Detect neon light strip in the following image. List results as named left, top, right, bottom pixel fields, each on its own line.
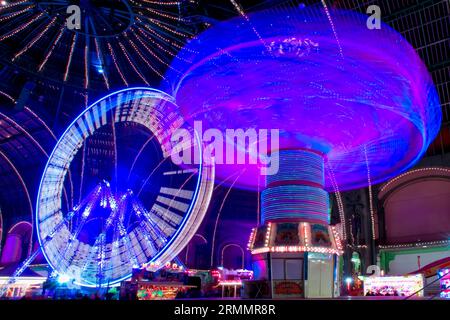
left=266, top=150, right=324, bottom=187
left=261, top=185, right=329, bottom=223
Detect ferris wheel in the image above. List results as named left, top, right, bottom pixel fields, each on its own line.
left=35, top=87, right=214, bottom=287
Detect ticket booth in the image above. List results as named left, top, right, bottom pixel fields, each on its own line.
left=248, top=222, right=342, bottom=298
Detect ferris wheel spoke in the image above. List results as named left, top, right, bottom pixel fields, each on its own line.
left=149, top=175, right=197, bottom=229
left=132, top=225, right=159, bottom=260
left=138, top=218, right=167, bottom=253
left=105, top=226, right=121, bottom=281
left=157, top=170, right=196, bottom=212
left=132, top=198, right=169, bottom=247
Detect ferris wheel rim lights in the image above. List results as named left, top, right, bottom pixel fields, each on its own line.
left=36, top=87, right=214, bottom=287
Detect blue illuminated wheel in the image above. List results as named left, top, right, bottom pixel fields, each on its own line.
left=36, top=88, right=214, bottom=287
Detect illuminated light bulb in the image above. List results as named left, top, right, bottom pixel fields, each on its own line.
left=58, top=274, right=71, bottom=284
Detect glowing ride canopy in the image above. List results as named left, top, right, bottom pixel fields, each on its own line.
left=165, top=7, right=441, bottom=191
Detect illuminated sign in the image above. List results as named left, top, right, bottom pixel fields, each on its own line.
left=363, top=275, right=424, bottom=297
left=438, top=269, right=450, bottom=299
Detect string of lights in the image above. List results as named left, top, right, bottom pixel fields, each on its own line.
left=118, top=42, right=150, bottom=85
left=0, top=12, right=44, bottom=41
left=38, top=26, right=64, bottom=72
left=364, top=145, right=376, bottom=240
left=0, top=1, right=193, bottom=89
left=107, top=42, right=129, bottom=86
left=64, top=34, right=77, bottom=82
left=126, top=33, right=167, bottom=79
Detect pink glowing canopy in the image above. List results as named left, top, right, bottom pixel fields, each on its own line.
left=164, top=6, right=441, bottom=191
